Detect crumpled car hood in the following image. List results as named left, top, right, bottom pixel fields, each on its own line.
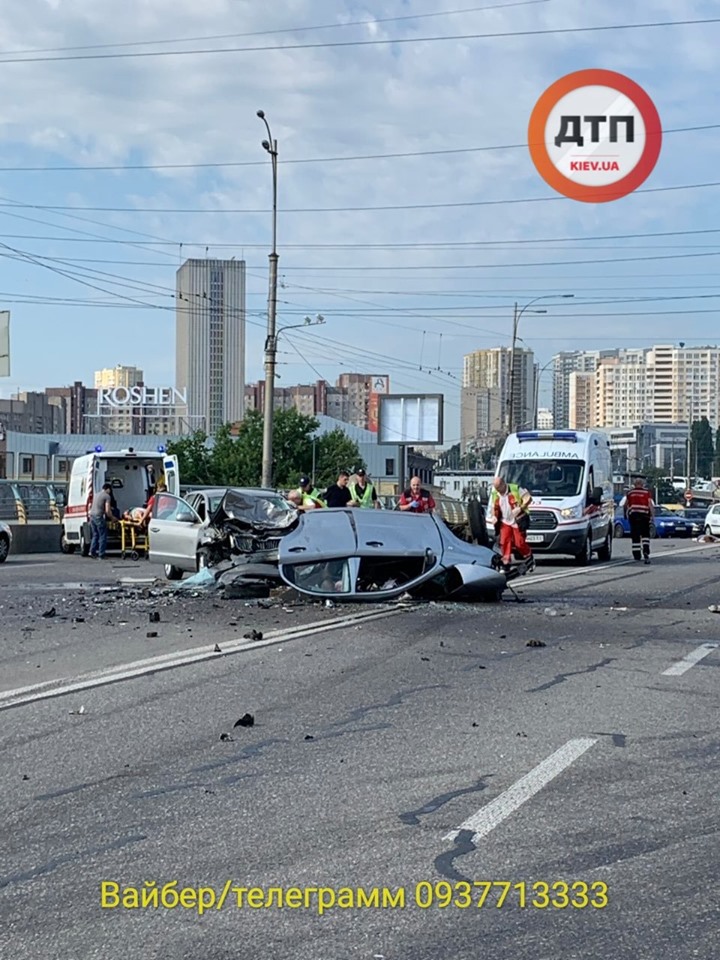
left=210, top=489, right=299, bottom=535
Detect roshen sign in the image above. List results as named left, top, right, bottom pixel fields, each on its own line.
left=97, top=386, right=188, bottom=407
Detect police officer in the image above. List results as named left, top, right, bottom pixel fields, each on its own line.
left=349, top=469, right=380, bottom=509
left=297, top=476, right=326, bottom=509
left=623, top=475, right=655, bottom=564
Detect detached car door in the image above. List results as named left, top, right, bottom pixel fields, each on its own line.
left=148, top=494, right=202, bottom=570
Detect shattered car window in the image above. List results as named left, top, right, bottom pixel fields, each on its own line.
left=283, top=560, right=353, bottom=594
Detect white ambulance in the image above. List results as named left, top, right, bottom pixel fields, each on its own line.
left=61, top=448, right=179, bottom=555
left=486, top=430, right=614, bottom=564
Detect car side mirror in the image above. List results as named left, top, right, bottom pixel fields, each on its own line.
left=176, top=511, right=197, bottom=524
left=588, top=486, right=603, bottom=505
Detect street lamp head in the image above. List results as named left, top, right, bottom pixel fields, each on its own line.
left=256, top=109, right=265, bottom=119
left=261, top=139, right=271, bottom=152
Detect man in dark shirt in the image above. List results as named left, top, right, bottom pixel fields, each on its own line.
left=324, top=470, right=353, bottom=508
left=89, top=482, right=114, bottom=558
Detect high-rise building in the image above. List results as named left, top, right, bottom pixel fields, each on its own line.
left=243, top=374, right=388, bottom=431
left=45, top=382, right=98, bottom=434
left=176, top=258, right=246, bottom=435
left=536, top=408, right=554, bottom=430
left=94, top=365, right=143, bottom=390
left=568, top=372, right=595, bottom=430
left=461, top=347, right=536, bottom=446
left=92, top=365, right=144, bottom=433
left=558, top=344, right=720, bottom=430
left=552, top=350, right=619, bottom=428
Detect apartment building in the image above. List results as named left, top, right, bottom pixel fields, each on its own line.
left=559, top=344, right=720, bottom=430
left=461, top=347, right=536, bottom=446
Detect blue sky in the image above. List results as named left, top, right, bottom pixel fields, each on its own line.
left=0, top=0, right=719, bottom=444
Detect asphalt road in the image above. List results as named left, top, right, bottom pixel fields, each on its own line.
left=1, top=540, right=719, bottom=960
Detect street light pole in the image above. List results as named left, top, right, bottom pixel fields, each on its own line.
left=257, top=110, right=279, bottom=490
left=506, top=294, right=574, bottom=434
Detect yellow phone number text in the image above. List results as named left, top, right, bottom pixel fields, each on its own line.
left=100, top=880, right=608, bottom=915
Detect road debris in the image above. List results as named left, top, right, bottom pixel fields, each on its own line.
left=526, top=639, right=546, bottom=648
left=214, top=643, right=222, bottom=653
left=149, top=611, right=160, bottom=623
left=220, top=733, right=234, bottom=742
left=242, top=629, right=263, bottom=642
left=41, top=607, right=56, bottom=618
left=234, top=713, right=255, bottom=728
left=146, top=631, right=158, bottom=638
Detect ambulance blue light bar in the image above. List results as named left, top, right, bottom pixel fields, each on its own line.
left=516, top=431, right=578, bottom=442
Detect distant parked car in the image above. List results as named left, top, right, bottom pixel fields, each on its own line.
left=679, top=508, right=710, bottom=536
left=0, top=520, right=12, bottom=563
left=703, top=502, right=720, bottom=537
left=613, top=506, right=694, bottom=540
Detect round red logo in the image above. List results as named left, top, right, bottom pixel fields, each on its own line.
left=528, top=69, right=662, bottom=203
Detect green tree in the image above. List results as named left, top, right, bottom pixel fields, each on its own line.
left=272, top=408, right=319, bottom=486
left=313, top=428, right=365, bottom=489
left=713, top=428, right=720, bottom=476
left=211, top=422, right=258, bottom=486
left=166, top=430, right=214, bottom=485
left=691, top=416, right=714, bottom=479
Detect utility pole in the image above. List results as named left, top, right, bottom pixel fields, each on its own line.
left=507, top=302, right=518, bottom=434
left=257, top=110, right=278, bottom=490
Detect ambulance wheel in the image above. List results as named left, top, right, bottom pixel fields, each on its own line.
left=60, top=531, right=76, bottom=554
left=596, top=528, right=613, bottom=562
left=79, top=525, right=91, bottom=557
left=574, top=531, right=593, bottom=566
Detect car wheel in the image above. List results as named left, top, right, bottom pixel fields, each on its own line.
left=574, top=530, right=593, bottom=566
left=649, top=522, right=657, bottom=539
left=613, top=522, right=624, bottom=539
left=705, top=525, right=713, bottom=536
left=60, top=530, right=76, bottom=554
left=597, top=528, right=613, bottom=562
left=467, top=500, right=489, bottom=546
left=79, top=525, right=91, bottom=557
left=0, top=534, right=9, bottom=563
left=164, top=564, right=184, bottom=581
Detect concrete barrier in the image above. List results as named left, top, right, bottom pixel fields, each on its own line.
left=8, top=523, right=62, bottom=554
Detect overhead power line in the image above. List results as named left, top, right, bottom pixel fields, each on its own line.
left=0, top=123, right=714, bottom=173
left=0, top=1, right=548, bottom=55
left=6, top=179, right=720, bottom=214
left=0, top=17, right=716, bottom=64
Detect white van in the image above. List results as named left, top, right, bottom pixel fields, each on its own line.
left=486, top=430, right=614, bottom=564
left=62, top=448, right=179, bottom=555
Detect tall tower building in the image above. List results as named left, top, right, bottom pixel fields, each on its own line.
left=176, top=259, right=246, bottom=435
left=461, top=346, right=536, bottom=446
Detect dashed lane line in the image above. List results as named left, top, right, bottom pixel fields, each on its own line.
left=661, top=642, right=719, bottom=676
left=444, top=738, right=598, bottom=845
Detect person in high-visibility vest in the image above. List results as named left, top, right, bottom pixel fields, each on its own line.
left=621, top=475, right=655, bottom=563
left=490, top=477, right=535, bottom=574
left=349, top=469, right=380, bottom=509
left=297, top=476, right=326, bottom=509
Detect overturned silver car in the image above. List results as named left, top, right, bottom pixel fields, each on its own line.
left=278, top=508, right=507, bottom=602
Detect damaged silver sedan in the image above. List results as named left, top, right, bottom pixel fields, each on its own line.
left=149, top=488, right=299, bottom=580
left=278, top=508, right=507, bottom=602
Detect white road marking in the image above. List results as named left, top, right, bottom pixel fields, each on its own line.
left=661, top=642, right=718, bottom=676
left=523, top=541, right=717, bottom=587
left=444, top=738, right=597, bottom=845
left=0, top=606, right=408, bottom=711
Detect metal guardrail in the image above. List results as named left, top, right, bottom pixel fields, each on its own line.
left=0, top=480, right=67, bottom=523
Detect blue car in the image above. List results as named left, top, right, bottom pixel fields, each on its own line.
left=613, top=506, right=694, bottom=539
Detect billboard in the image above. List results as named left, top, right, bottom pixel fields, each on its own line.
left=367, top=375, right=390, bottom=434
left=377, top=394, right=444, bottom=445
left=0, top=311, right=9, bottom=377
